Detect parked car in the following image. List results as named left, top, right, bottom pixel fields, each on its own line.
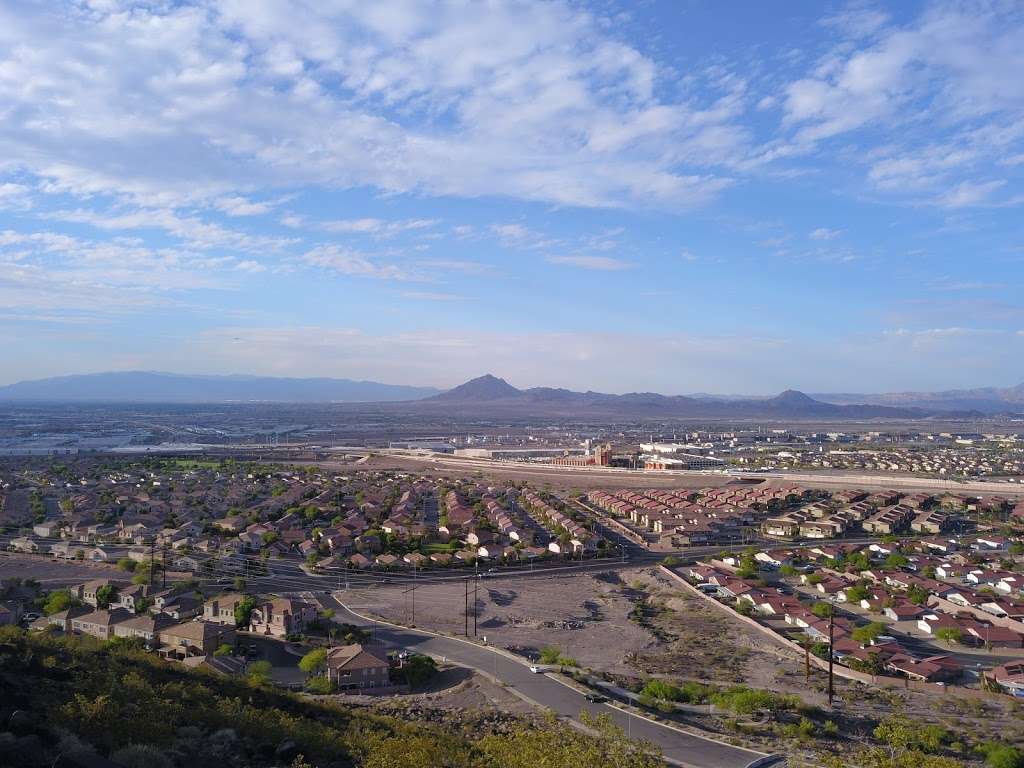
left=584, top=693, right=608, bottom=703
left=529, top=665, right=542, bottom=674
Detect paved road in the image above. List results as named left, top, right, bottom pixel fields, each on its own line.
left=321, top=592, right=769, bottom=768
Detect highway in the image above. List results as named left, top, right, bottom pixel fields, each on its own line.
left=321, top=592, right=772, bottom=768
left=378, top=449, right=1024, bottom=496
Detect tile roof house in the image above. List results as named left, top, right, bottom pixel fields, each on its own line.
left=71, top=608, right=133, bottom=639
left=326, top=643, right=391, bottom=691
left=249, top=598, right=317, bottom=638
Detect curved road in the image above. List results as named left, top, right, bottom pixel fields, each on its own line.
left=320, top=592, right=770, bottom=768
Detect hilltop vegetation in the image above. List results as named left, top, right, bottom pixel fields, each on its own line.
left=0, top=626, right=663, bottom=768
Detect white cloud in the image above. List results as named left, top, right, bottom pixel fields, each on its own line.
left=937, top=179, right=1006, bottom=208
left=546, top=255, right=632, bottom=271
left=0, top=0, right=746, bottom=211
left=321, top=218, right=437, bottom=237
left=216, top=197, right=271, bottom=216
left=301, top=244, right=411, bottom=280
left=779, top=4, right=1024, bottom=206
left=809, top=227, right=842, bottom=240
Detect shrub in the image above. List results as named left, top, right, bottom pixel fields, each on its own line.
left=306, top=676, right=334, bottom=695
left=641, top=679, right=681, bottom=702
left=539, top=646, right=562, bottom=664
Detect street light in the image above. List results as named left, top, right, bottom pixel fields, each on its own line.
left=827, top=596, right=836, bottom=707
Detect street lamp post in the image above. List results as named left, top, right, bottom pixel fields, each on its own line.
left=827, top=599, right=835, bottom=707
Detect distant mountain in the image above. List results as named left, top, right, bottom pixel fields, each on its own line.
left=813, top=382, right=1024, bottom=414
left=0, top=371, right=440, bottom=403
left=420, top=375, right=944, bottom=420
left=429, top=374, right=522, bottom=401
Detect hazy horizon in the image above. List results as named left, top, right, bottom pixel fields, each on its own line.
left=1, top=1, right=1023, bottom=394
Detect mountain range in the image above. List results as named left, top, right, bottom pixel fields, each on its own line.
left=0, top=370, right=1020, bottom=419
left=0, top=371, right=440, bottom=403
left=417, top=374, right=954, bottom=419
left=812, top=383, right=1024, bottom=414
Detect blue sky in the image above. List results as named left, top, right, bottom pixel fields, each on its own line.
left=1, top=0, right=1022, bottom=394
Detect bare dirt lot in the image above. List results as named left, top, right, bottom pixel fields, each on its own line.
left=0, top=552, right=120, bottom=587
left=346, top=568, right=655, bottom=675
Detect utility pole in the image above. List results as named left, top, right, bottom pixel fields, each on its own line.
left=473, top=574, right=479, bottom=636
left=149, top=538, right=156, bottom=588
left=403, top=585, right=417, bottom=625
left=161, top=540, right=168, bottom=589
left=827, top=606, right=835, bottom=707
left=464, top=577, right=469, bottom=637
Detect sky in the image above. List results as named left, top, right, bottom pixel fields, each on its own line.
left=1, top=0, right=1023, bottom=395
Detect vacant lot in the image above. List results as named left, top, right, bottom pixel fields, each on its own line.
left=0, top=552, right=120, bottom=587
left=346, top=568, right=655, bottom=674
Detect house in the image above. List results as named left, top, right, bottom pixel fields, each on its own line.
left=884, top=601, right=927, bottom=622
left=375, top=553, right=400, bottom=569
left=74, top=579, right=119, bottom=607
left=117, top=584, right=153, bottom=613
left=203, top=595, right=247, bottom=625
left=884, top=653, right=961, bottom=683
left=963, top=624, right=1024, bottom=648
left=33, top=522, right=62, bottom=538
left=113, top=613, right=178, bottom=645
left=159, top=620, right=235, bottom=659
left=989, top=662, right=1024, bottom=697
left=70, top=608, right=133, bottom=639
left=403, top=552, right=428, bottom=569
left=34, top=605, right=91, bottom=633
left=154, top=594, right=201, bottom=620
left=348, top=553, right=372, bottom=569
left=326, top=643, right=391, bottom=691
left=248, top=597, right=317, bottom=638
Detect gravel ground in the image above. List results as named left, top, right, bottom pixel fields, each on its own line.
left=346, top=568, right=656, bottom=675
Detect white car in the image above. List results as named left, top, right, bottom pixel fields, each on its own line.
left=529, top=665, right=543, bottom=674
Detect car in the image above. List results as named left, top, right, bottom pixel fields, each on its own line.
left=22, top=612, right=40, bottom=622
left=529, top=665, right=542, bottom=673
left=584, top=693, right=608, bottom=703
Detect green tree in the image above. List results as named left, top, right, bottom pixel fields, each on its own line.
left=539, top=646, right=563, bottom=664
left=885, top=552, right=909, bottom=569
left=852, top=622, right=887, bottom=644
left=906, top=584, right=929, bottom=605
left=812, top=602, right=834, bottom=619
left=846, top=584, right=871, bottom=602
left=95, top=584, right=119, bottom=609
left=402, top=654, right=438, bottom=688
left=213, top=643, right=233, bottom=657
left=116, top=557, right=137, bottom=572
left=298, top=648, right=328, bottom=677
left=234, top=596, right=257, bottom=628
left=247, top=659, right=272, bottom=685
left=935, top=627, right=962, bottom=646
left=43, top=589, right=77, bottom=615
